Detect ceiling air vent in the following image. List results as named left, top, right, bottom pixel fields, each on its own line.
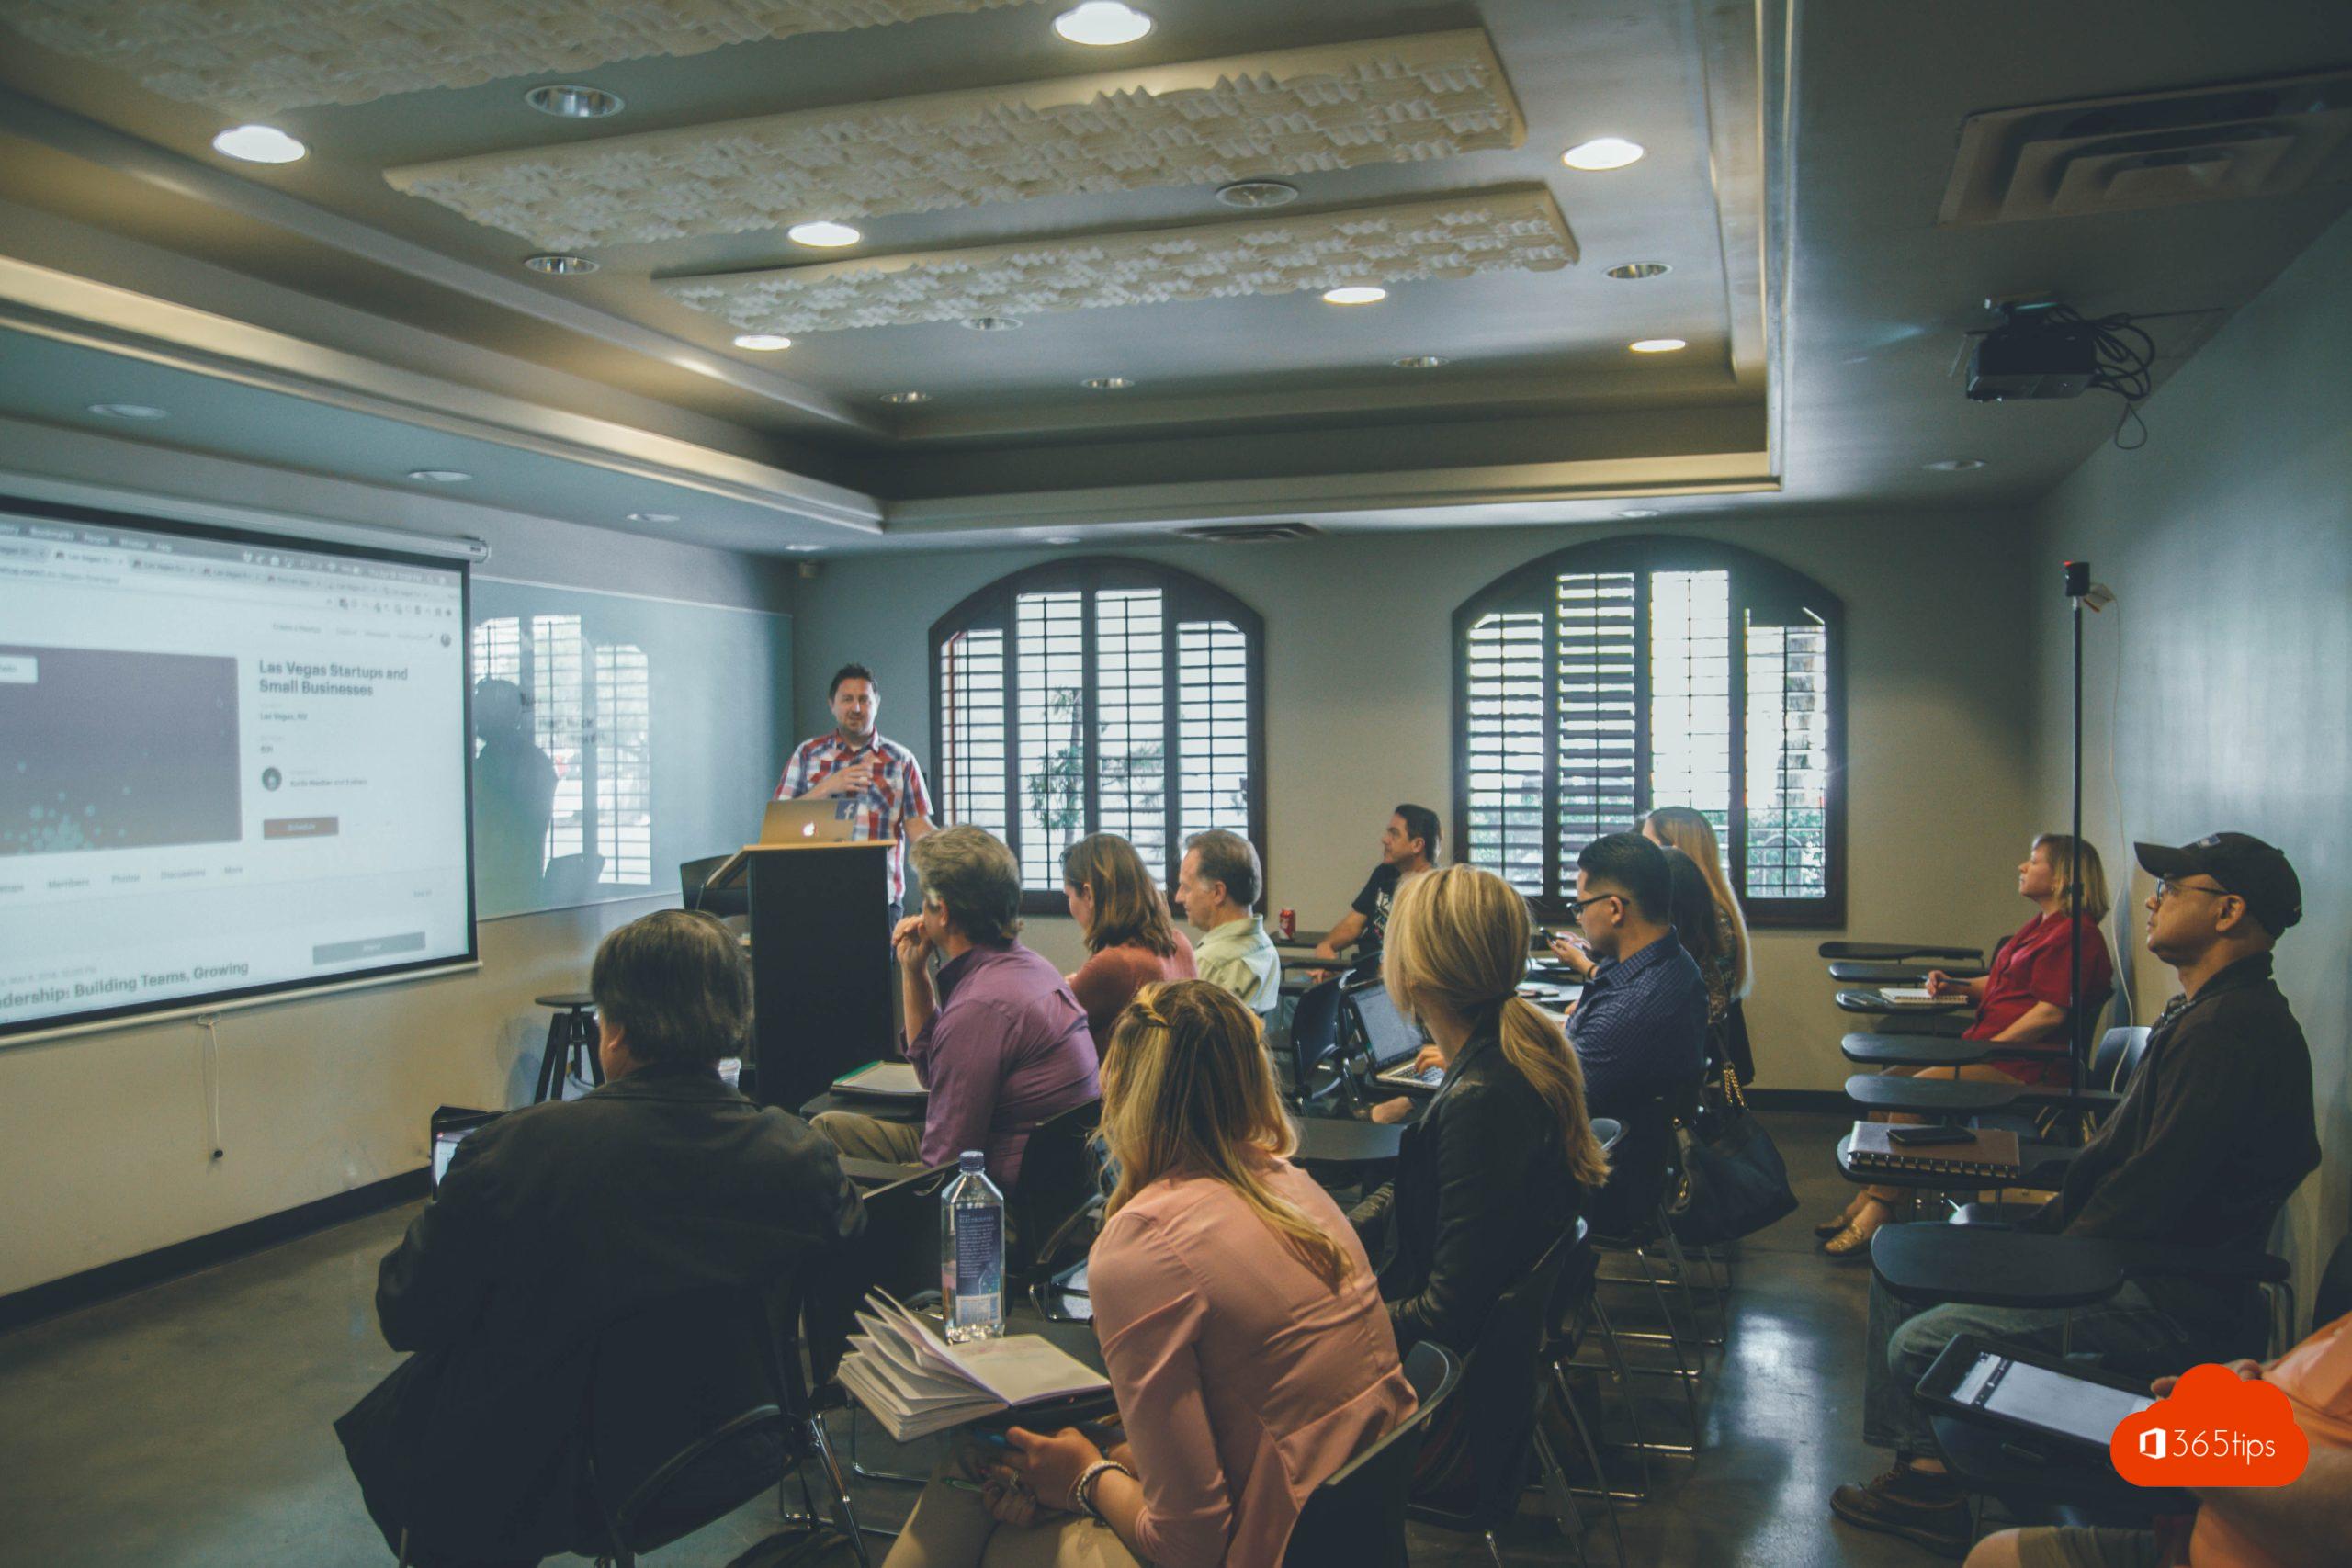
left=1172, top=522, right=1324, bottom=543
left=1938, top=70, right=2352, bottom=226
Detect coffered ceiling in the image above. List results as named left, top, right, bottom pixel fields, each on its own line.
left=0, top=0, right=2345, bottom=555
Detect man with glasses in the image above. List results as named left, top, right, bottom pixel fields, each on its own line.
left=1832, top=832, right=2319, bottom=1558
left=1558, top=831, right=1711, bottom=1121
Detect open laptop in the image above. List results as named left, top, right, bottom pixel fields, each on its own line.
left=760, top=795, right=861, bottom=844
left=1350, top=981, right=1442, bottom=1093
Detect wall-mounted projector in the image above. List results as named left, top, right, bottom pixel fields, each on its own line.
left=1965, top=302, right=2099, bottom=400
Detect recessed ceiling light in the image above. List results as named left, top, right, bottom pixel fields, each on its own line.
left=1926, top=457, right=1986, bottom=472
left=626, top=512, right=681, bottom=524
left=212, top=124, right=307, bottom=164
left=881, top=390, right=931, bottom=404
left=1216, top=180, right=1298, bottom=209
left=787, top=220, right=861, bottom=248
left=785, top=544, right=827, bottom=554
left=1393, top=355, right=1448, bottom=369
left=962, top=315, right=1023, bottom=332
left=1615, top=508, right=1662, bottom=519
left=731, top=333, right=794, bottom=351
left=1322, top=285, right=1387, bottom=306
left=1605, top=262, right=1671, bottom=280
left=524, top=254, right=596, bottom=275
left=1053, top=2, right=1153, bottom=46
left=1563, top=137, right=1645, bottom=171
left=407, top=469, right=473, bottom=483
left=1629, top=337, right=1688, bottom=354
left=86, top=401, right=169, bottom=420
left=525, top=84, right=624, bottom=118
left=1041, top=535, right=1084, bottom=546
left=1082, top=377, right=1134, bottom=389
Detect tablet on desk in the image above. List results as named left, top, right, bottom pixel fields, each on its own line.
left=1917, top=1335, right=2156, bottom=1462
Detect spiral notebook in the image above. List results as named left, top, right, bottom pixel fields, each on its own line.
left=1847, top=1122, right=2023, bottom=1181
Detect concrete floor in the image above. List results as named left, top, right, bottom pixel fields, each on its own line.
left=0, top=1111, right=1941, bottom=1567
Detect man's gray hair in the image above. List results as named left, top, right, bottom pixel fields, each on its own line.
left=589, top=909, right=749, bottom=1068
left=911, top=825, right=1023, bottom=945
left=1185, top=829, right=1261, bottom=910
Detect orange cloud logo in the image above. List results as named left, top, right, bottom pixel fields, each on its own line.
left=2110, top=1364, right=2308, bottom=1487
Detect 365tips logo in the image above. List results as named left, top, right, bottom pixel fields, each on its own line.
left=2111, top=1363, right=2307, bottom=1487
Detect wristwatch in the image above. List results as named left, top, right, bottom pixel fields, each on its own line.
left=1071, top=1458, right=1133, bottom=1522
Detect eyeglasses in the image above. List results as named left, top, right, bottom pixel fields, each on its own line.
left=2152, top=878, right=2233, bottom=904
left=1565, top=891, right=1623, bottom=916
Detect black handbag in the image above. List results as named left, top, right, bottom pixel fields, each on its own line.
left=1668, top=1067, right=1798, bottom=1245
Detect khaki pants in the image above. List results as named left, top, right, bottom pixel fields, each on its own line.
left=812, top=1110, right=925, bottom=1166
left=881, top=1453, right=1146, bottom=1568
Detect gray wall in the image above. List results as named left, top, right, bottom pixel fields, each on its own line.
left=793, top=509, right=2043, bottom=1095
left=2030, top=206, right=2352, bottom=1317
left=0, top=423, right=795, bottom=1298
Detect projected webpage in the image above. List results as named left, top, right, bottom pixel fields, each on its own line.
left=0, top=506, right=472, bottom=1036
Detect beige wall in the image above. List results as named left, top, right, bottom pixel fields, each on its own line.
left=794, top=509, right=2042, bottom=1095
left=2030, top=207, right=2352, bottom=1318
left=0, top=423, right=794, bottom=1298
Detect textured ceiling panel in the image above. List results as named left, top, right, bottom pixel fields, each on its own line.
left=385, top=30, right=1525, bottom=250
left=0, top=0, right=1037, bottom=116
left=661, top=188, right=1577, bottom=333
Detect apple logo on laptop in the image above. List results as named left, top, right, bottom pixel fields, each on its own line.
left=801, top=822, right=816, bottom=837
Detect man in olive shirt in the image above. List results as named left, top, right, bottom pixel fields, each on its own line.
left=1832, top=832, right=2318, bottom=1557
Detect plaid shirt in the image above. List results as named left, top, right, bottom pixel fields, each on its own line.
left=775, top=730, right=933, bottom=903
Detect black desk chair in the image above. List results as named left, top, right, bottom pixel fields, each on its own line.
left=573, top=1286, right=870, bottom=1568
left=1008, top=1098, right=1105, bottom=1285
left=1283, top=1341, right=1463, bottom=1568
left=1834, top=989, right=1974, bottom=1035
left=1826, top=958, right=1989, bottom=985
left=1583, top=1092, right=1707, bottom=1455
left=1820, top=941, right=1986, bottom=964
left=1279, top=975, right=1351, bottom=1112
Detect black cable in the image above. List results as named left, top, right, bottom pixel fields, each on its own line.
left=2044, top=304, right=2156, bottom=449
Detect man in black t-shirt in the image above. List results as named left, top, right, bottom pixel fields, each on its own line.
left=1311, top=803, right=1441, bottom=962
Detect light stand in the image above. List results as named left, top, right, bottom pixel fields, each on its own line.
left=2063, top=559, right=2091, bottom=1089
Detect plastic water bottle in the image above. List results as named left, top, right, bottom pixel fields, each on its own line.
left=941, top=1150, right=1006, bottom=1342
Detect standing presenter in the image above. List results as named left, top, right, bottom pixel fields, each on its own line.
left=775, top=663, right=934, bottom=923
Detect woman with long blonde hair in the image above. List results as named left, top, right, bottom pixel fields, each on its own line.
left=1640, top=806, right=1751, bottom=1005
left=1353, top=865, right=1611, bottom=1353
left=884, top=980, right=1413, bottom=1568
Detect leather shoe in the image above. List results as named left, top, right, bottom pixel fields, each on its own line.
left=1829, top=1464, right=1973, bottom=1558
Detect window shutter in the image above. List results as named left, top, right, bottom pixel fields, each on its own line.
left=1095, top=588, right=1168, bottom=874
left=1554, top=571, right=1638, bottom=894
left=1648, top=569, right=1735, bottom=875
left=594, top=641, right=650, bottom=886
left=1463, top=609, right=1547, bottom=896
left=1014, top=589, right=1088, bottom=891
left=1175, top=616, right=1251, bottom=848
left=937, top=624, right=1008, bottom=840
left=1743, top=608, right=1832, bottom=899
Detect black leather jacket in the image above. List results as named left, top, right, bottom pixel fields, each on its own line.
left=1351, top=1019, right=1580, bottom=1352
left=335, top=1064, right=865, bottom=1566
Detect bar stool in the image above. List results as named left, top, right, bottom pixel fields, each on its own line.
left=533, top=992, right=603, bottom=1103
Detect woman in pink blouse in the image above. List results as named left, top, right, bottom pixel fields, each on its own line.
left=1060, top=834, right=1195, bottom=1059
left=882, top=981, right=1415, bottom=1568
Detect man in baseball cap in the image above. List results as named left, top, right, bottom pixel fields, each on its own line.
left=2134, top=831, right=2303, bottom=941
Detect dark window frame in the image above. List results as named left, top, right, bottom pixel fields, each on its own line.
left=1452, top=534, right=1847, bottom=929
left=930, top=557, right=1268, bottom=916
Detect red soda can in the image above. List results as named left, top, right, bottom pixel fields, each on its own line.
left=1278, top=908, right=1295, bottom=940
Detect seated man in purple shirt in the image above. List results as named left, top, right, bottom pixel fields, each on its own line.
left=813, top=825, right=1099, bottom=1190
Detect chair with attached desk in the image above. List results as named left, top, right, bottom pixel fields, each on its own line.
left=1276, top=974, right=1355, bottom=1113
left=1283, top=1340, right=1463, bottom=1568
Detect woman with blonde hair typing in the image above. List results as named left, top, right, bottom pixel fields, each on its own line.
left=1354, top=865, right=1611, bottom=1353
left=882, top=980, right=1414, bottom=1568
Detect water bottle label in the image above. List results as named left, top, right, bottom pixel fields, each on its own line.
left=954, top=1207, right=1003, bottom=1325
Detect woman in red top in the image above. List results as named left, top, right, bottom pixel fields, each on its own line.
left=1822, top=834, right=2115, bottom=1257
left=1060, top=833, right=1195, bottom=1058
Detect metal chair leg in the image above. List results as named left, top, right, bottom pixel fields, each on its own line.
left=1584, top=1295, right=1662, bottom=1485
left=842, top=1404, right=930, bottom=1486
left=808, top=1413, right=876, bottom=1568
left=1551, top=1362, right=1634, bottom=1561
left=1533, top=1419, right=1595, bottom=1566
left=1483, top=1529, right=1508, bottom=1568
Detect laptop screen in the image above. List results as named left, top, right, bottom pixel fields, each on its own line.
left=1350, top=983, right=1425, bottom=1068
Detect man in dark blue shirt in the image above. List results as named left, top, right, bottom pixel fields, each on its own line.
left=1564, top=831, right=1711, bottom=1120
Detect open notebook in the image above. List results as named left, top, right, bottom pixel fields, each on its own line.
left=837, top=1291, right=1110, bottom=1441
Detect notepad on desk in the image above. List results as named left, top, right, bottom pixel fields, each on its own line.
left=831, top=1060, right=926, bottom=1098
left=1877, top=987, right=1969, bottom=1009
left=1847, top=1122, right=2023, bottom=1181
left=837, top=1291, right=1111, bottom=1441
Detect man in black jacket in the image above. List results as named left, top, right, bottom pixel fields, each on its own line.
left=1830, top=832, right=2318, bottom=1558
left=335, top=910, right=865, bottom=1567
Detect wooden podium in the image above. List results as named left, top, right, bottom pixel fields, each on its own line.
left=707, top=841, right=895, bottom=1114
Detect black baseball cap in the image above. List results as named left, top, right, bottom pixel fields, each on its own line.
left=2134, top=833, right=2302, bottom=937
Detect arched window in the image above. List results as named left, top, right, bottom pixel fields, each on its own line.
left=932, top=558, right=1265, bottom=909
left=1454, top=536, right=1846, bottom=926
